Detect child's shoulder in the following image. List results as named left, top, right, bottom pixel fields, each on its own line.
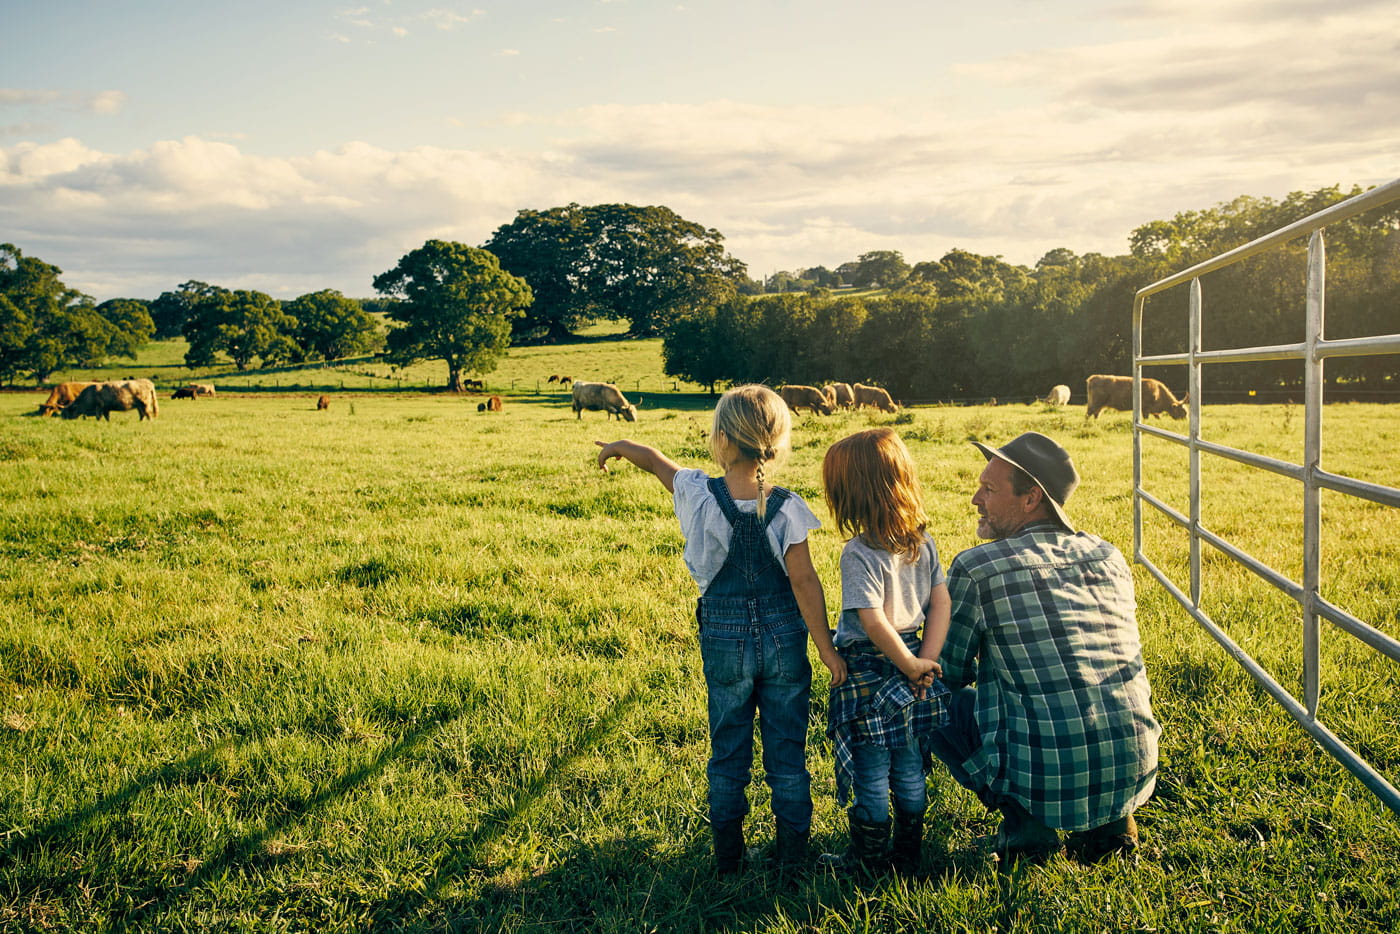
left=672, top=467, right=715, bottom=490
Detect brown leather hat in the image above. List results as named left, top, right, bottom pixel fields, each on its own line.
left=972, top=431, right=1078, bottom=531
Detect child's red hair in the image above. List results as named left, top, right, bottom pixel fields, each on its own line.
left=822, top=427, right=927, bottom=557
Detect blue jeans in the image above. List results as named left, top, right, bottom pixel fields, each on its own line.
left=849, top=739, right=927, bottom=824
left=700, top=608, right=813, bottom=832
left=927, top=686, right=999, bottom=808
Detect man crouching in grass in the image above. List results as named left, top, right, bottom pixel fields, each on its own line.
left=929, top=432, right=1160, bottom=865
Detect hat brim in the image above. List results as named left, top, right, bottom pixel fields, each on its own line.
left=972, top=441, right=1075, bottom=532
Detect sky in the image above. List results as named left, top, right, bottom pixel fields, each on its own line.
left=2, top=0, right=1396, bottom=302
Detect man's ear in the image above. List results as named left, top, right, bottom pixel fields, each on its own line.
left=1022, top=483, right=1045, bottom=515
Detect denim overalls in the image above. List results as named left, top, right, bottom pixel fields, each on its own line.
left=696, top=477, right=813, bottom=835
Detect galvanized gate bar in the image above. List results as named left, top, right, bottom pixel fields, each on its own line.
left=1302, top=231, right=1324, bottom=716
left=1142, top=332, right=1400, bottom=366
left=1138, top=489, right=1400, bottom=663
left=1142, top=178, right=1400, bottom=293
left=1138, top=552, right=1400, bottom=812
left=1316, top=597, right=1400, bottom=664
left=1131, top=178, right=1400, bottom=818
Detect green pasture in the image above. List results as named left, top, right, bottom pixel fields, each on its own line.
left=2, top=374, right=1398, bottom=930
left=46, top=321, right=707, bottom=398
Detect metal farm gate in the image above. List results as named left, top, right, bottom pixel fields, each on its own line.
left=1131, top=178, right=1400, bottom=816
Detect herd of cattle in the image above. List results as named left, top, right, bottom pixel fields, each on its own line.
left=32, top=373, right=1189, bottom=424
left=38, top=379, right=163, bottom=420
left=565, top=374, right=1186, bottom=423
left=777, top=382, right=899, bottom=415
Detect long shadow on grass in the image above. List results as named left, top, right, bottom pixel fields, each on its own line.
left=2, top=738, right=237, bottom=878
left=363, top=686, right=648, bottom=929
left=402, top=818, right=998, bottom=932
left=377, top=758, right=999, bottom=931
left=108, top=711, right=466, bottom=931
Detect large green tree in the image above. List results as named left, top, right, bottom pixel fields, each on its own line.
left=482, top=204, right=597, bottom=342
left=286, top=289, right=383, bottom=361
left=0, top=243, right=143, bottom=383
left=96, top=298, right=155, bottom=360
left=485, top=203, right=746, bottom=340
left=150, top=280, right=224, bottom=339
left=0, top=293, right=28, bottom=386
left=851, top=250, right=911, bottom=289
left=182, top=287, right=298, bottom=371
left=373, top=240, right=532, bottom=392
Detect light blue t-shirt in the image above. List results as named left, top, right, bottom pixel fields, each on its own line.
left=671, top=467, right=822, bottom=594
left=834, top=532, right=945, bottom=647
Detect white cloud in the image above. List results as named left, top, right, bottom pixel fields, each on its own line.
left=88, top=91, right=127, bottom=115
left=6, top=0, right=1398, bottom=301
left=422, top=8, right=484, bottom=30
left=0, top=89, right=62, bottom=106
left=1, top=88, right=128, bottom=116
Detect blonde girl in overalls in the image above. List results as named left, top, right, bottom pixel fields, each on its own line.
left=595, top=384, right=846, bottom=875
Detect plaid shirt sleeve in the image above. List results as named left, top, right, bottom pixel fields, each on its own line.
left=941, top=556, right=983, bottom=690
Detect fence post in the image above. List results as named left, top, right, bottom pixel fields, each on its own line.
left=1302, top=229, right=1325, bottom=719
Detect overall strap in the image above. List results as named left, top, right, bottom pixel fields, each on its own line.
left=761, top=487, right=791, bottom=530
left=707, top=476, right=743, bottom=526
left=706, top=476, right=791, bottom=528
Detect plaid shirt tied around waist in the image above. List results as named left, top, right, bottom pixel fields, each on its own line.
left=826, top=637, right=951, bottom=807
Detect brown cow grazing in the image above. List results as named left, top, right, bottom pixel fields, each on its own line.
left=824, top=382, right=855, bottom=409
left=779, top=384, right=835, bottom=415
left=1041, top=384, right=1071, bottom=407
left=62, top=379, right=159, bottom=421
left=853, top=383, right=899, bottom=413
left=172, top=387, right=198, bottom=400
left=558, top=375, right=572, bottom=386
left=572, top=381, right=639, bottom=421
left=463, top=378, right=484, bottom=392
left=1086, top=374, right=1187, bottom=419
left=547, top=374, right=560, bottom=383
left=38, top=381, right=99, bottom=417
left=317, top=395, right=330, bottom=410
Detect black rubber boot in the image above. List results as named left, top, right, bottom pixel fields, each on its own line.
left=890, top=807, right=925, bottom=876
left=994, top=799, right=1061, bottom=864
left=773, top=821, right=810, bottom=870
left=713, top=820, right=745, bottom=876
left=1066, top=814, right=1138, bottom=864
left=818, top=810, right=890, bottom=876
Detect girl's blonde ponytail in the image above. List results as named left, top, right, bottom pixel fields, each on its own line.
left=755, top=459, right=767, bottom=521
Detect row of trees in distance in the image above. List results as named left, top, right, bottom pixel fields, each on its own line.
left=662, top=186, right=1398, bottom=399
left=1, top=243, right=389, bottom=385
left=3, top=185, right=1395, bottom=396
left=0, top=203, right=733, bottom=387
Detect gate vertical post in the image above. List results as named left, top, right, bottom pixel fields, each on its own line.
left=1303, top=230, right=1325, bottom=718
left=1188, top=278, right=1203, bottom=607
left=1132, top=294, right=1145, bottom=562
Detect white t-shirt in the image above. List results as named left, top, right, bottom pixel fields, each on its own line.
left=671, top=467, right=822, bottom=594
left=834, top=532, right=945, bottom=647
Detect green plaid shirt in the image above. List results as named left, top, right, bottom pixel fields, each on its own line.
left=941, top=520, right=1160, bottom=830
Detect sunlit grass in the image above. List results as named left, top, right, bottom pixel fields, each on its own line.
left=2, top=369, right=1398, bottom=930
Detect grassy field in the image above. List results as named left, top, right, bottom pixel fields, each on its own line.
left=3, top=338, right=1399, bottom=932
left=42, top=321, right=707, bottom=398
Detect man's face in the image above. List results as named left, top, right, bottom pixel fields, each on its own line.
left=972, top=457, right=1035, bottom=540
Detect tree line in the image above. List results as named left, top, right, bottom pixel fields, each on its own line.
left=663, top=185, right=1399, bottom=399
left=0, top=244, right=387, bottom=385
left=2, top=184, right=1394, bottom=395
